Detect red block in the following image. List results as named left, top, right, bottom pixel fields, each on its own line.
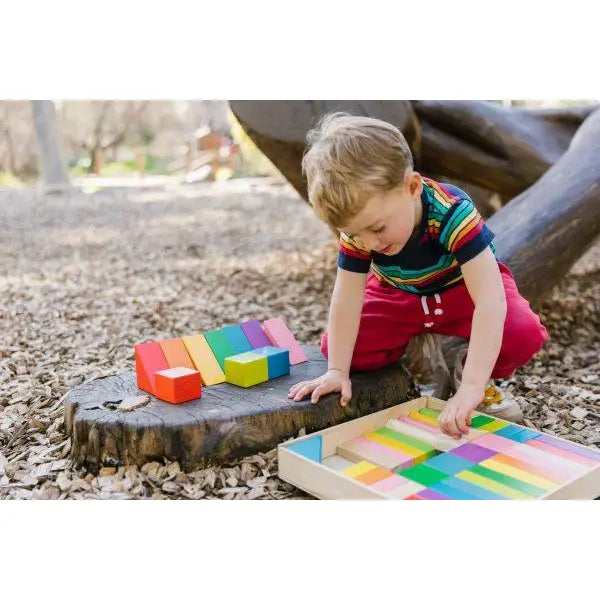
left=262, top=317, right=308, bottom=365
left=154, top=367, right=202, bottom=404
left=135, top=342, right=169, bottom=394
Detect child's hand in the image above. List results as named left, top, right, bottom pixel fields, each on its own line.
left=438, top=384, right=483, bottom=438
left=288, top=369, right=352, bottom=407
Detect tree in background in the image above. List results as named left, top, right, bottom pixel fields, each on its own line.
left=31, top=100, right=71, bottom=189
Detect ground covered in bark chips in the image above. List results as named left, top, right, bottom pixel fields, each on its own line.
left=1, top=179, right=599, bottom=499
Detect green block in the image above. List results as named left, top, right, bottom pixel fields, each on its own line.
left=375, top=427, right=436, bottom=455
left=469, top=464, right=547, bottom=497
left=400, top=464, right=448, bottom=486
left=224, top=351, right=268, bottom=388
left=470, top=414, right=495, bottom=428
left=419, top=407, right=440, bottom=419
left=204, top=329, right=236, bottom=370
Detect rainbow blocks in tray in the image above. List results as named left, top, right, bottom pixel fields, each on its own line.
left=278, top=400, right=600, bottom=500
left=224, top=346, right=290, bottom=388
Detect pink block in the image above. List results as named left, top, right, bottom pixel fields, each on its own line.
left=503, top=444, right=586, bottom=481
left=472, top=433, right=519, bottom=453
left=347, top=437, right=414, bottom=468
left=371, top=473, right=411, bottom=493
left=526, top=439, right=598, bottom=467
left=399, top=415, right=439, bottom=433
left=262, top=317, right=308, bottom=365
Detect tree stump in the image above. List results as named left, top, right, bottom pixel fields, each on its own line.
left=64, top=346, right=417, bottom=472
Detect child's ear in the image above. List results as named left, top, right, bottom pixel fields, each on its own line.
left=407, top=171, right=422, bottom=198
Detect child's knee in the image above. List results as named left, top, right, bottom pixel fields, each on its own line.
left=506, top=311, right=548, bottom=364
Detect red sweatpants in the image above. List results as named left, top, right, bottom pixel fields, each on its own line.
left=320, top=262, right=549, bottom=379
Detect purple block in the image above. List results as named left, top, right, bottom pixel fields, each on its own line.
left=537, top=434, right=600, bottom=462
left=240, top=320, right=271, bottom=349
left=450, top=443, right=497, bottom=463
left=417, top=489, right=449, bottom=500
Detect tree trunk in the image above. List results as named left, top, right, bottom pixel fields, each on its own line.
left=31, top=100, right=70, bottom=188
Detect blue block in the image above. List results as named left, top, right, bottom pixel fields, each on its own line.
left=428, top=481, right=481, bottom=500
left=509, top=429, right=541, bottom=443
left=422, top=452, right=475, bottom=476
left=221, top=325, right=253, bottom=354
left=494, top=424, right=533, bottom=441
left=288, top=436, right=322, bottom=463
left=252, top=346, right=290, bottom=379
left=441, top=476, right=508, bottom=500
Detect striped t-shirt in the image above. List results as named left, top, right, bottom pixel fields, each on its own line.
left=337, top=177, right=496, bottom=295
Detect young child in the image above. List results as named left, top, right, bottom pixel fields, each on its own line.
left=288, top=112, right=549, bottom=438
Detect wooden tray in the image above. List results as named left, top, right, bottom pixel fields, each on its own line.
left=277, top=397, right=600, bottom=500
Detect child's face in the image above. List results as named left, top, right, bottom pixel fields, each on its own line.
left=340, top=172, right=423, bottom=255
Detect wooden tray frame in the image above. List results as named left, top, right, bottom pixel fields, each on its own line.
left=277, top=397, right=600, bottom=500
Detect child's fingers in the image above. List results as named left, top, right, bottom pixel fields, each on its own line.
left=311, top=384, right=331, bottom=404
left=292, top=382, right=316, bottom=401
left=340, top=379, right=352, bottom=407
left=288, top=381, right=307, bottom=397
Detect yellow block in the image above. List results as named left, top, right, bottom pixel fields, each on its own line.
left=408, top=412, right=439, bottom=428
left=364, top=432, right=426, bottom=462
left=182, top=334, right=225, bottom=386
left=456, top=470, right=532, bottom=500
left=478, top=420, right=511, bottom=433
left=341, top=460, right=377, bottom=479
left=479, top=458, right=556, bottom=491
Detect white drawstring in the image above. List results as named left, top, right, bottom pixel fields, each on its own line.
left=422, top=294, right=443, bottom=328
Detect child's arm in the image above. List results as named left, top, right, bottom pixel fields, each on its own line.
left=438, top=247, right=507, bottom=437
left=288, top=267, right=368, bottom=406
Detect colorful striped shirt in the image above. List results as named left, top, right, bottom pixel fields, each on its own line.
left=337, top=177, right=496, bottom=295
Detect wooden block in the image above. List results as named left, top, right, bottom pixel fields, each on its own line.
left=469, top=464, right=547, bottom=497
left=240, top=319, right=271, bottom=348
left=428, top=480, right=482, bottom=500
left=405, top=495, right=424, bottom=499
left=154, top=367, right=202, bottom=404
left=469, top=414, right=495, bottom=428
left=478, top=419, right=511, bottom=434
left=224, top=351, right=269, bottom=388
left=471, top=433, right=519, bottom=454
left=490, top=453, right=565, bottom=484
left=450, top=443, right=498, bottom=463
left=526, top=438, right=599, bottom=467
left=419, top=407, right=441, bottom=419
left=415, top=488, right=450, bottom=500
left=439, top=476, right=508, bottom=500
left=386, top=418, right=461, bottom=451
left=288, top=436, right=322, bottom=463
left=182, top=334, right=225, bottom=385
left=203, top=329, right=236, bottom=370
left=502, top=441, right=589, bottom=478
left=356, top=466, right=395, bottom=486
left=134, top=342, right=169, bottom=394
left=363, top=431, right=427, bottom=463
left=341, top=460, right=378, bottom=479
left=262, top=317, right=308, bottom=365
left=479, top=457, right=556, bottom=491
left=337, top=437, right=414, bottom=471
left=372, top=476, right=425, bottom=499
left=535, top=433, right=600, bottom=462
left=422, top=452, right=475, bottom=476
left=494, top=424, right=539, bottom=442
left=322, top=455, right=355, bottom=471
left=408, top=411, right=439, bottom=428
left=220, top=325, right=253, bottom=354
left=373, top=427, right=436, bottom=456
left=399, top=464, right=449, bottom=487
left=158, top=338, right=195, bottom=370
left=456, top=470, right=533, bottom=499
left=251, top=346, right=290, bottom=379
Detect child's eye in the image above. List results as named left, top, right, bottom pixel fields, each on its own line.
left=373, top=226, right=385, bottom=234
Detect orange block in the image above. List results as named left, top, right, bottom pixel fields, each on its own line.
left=154, top=367, right=202, bottom=404
left=355, top=466, right=395, bottom=486
left=159, top=338, right=195, bottom=369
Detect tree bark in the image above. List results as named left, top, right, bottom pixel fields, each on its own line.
left=31, top=100, right=70, bottom=188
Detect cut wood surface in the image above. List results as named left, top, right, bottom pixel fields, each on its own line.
left=64, top=345, right=417, bottom=471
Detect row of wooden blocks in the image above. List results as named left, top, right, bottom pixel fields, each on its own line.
left=288, top=409, right=600, bottom=499
left=135, top=317, right=308, bottom=403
